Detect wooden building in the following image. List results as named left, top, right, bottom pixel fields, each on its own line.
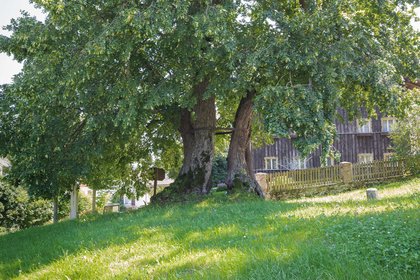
left=253, top=80, right=419, bottom=172
left=252, top=109, right=397, bottom=172
left=0, top=158, right=10, bottom=177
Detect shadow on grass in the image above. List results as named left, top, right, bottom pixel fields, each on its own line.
left=0, top=189, right=418, bottom=279
left=0, top=196, right=299, bottom=278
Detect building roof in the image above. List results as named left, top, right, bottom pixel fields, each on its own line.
left=404, top=78, right=420, bottom=90
left=0, top=158, right=10, bottom=167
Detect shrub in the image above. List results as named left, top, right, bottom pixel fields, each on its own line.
left=0, top=181, right=52, bottom=231
left=22, top=199, right=54, bottom=228
left=96, top=191, right=111, bottom=210
left=211, top=155, right=227, bottom=186
left=390, top=101, right=420, bottom=175
left=57, top=191, right=92, bottom=219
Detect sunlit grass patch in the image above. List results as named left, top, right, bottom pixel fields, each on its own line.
left=0, top=177, right=418, bottom=279
left=289, top=177, right=420, bottom=204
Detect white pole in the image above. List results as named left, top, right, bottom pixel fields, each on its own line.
left=70, top=184, right=79, bottom=219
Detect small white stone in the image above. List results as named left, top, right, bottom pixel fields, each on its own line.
left=366, top=188, right=378, bottom=200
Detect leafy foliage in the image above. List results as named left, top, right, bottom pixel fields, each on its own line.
left=0, top=181, right=52, bottom=231
left=56, top=191, right=93, bottom=219
left=211, top=154, right=228, bottom=186
left=390, top=92, right=420, bottom=157
left=390, top=90, right=420, bottom=173
left=0, top=0, right=418, bottom=199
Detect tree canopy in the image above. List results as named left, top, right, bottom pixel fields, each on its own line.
left=0, top=0, right=418, bottom=201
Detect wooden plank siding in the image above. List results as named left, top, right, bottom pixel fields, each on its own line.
left=253, top=109, right=394, bottom=172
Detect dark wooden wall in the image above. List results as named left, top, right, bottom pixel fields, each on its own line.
left=252, top=109, right=394, bottom=172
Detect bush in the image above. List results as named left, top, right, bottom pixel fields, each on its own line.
left=96, top=191, right=111, bottom=210
left=57, top=191, right=92, bottom=219
left=211, top=155, right=227, bottom=186
left=22, top=199, right=54, bottom=228
left=390, top=102, right=419, bottom=159
left=0, top=181, right=52, bottom=231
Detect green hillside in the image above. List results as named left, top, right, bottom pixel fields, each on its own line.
left=1, top=178, right=419, bottom=280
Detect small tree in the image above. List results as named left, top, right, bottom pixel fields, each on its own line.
left=0, top=180, right=52, bottom=231
left=390, top=94, right=420, bottom=158
left=390, top=90, right=420, bottom=173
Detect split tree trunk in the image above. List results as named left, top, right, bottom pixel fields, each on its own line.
left=177, top=80, right=216, bottom=194
left=153, top=80, right=216, bottom=202
left=226, top=90, right=265, bottom=197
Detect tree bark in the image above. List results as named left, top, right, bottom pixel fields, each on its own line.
left=52, top=196, right=59, bottom=223
left=69, top=184, right=78, bottom=219
left=226, top=90, right=265, bottom=197
left=153, top=80, right=216, bottom=202
left=178, top=80, right=216, bottom=193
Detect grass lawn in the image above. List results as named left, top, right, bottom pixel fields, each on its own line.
left=0, top=178, right=419, bottom=280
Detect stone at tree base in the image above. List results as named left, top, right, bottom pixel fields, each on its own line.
left=216, top=183, right=228, bottom=192
left=255, top=173, right=268, bottom=196
left=366, top=188, right=378, bottom=200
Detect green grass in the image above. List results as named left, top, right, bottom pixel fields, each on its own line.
left=0, top=178, right=419, bottom=280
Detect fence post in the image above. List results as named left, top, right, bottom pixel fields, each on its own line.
left=255, top=173, right=269, bottom=198
left=339, top=162, right=353, bottom=184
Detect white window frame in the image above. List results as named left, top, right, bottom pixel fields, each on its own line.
left=0, top=166, right=10, bottom=177
left=381, top=117, right=397, bottom=133
left=0, top=158, right=10, bottom=177
left=264, top=157, right=278, bottom=170
left=290, top=156, right=308, bottom=170
left=383, top=153, right=395, bottom=161
left=358, top=153, right=374, bottom=163
left=324, top=157, right=335, bottom=167
left=357, top=118, right=372, bottom=133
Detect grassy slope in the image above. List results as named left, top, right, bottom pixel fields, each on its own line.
left=0, top=178, right=419, bottom=280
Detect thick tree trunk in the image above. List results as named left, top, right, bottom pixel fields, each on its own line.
left=226, top=90, right=265, bottom=197
left=179, top=109, right=195, bottom=175
left=153, top=80, right=216, bottom=202
left=178, top=80, right=216, bottom=193
left=52, top=196, right=59, bottom=223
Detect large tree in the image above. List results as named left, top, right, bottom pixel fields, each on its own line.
left=223, top=0, right=419, bottom=193
left=0, top=0, right=418, bottom=202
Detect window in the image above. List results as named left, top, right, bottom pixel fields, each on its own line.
left=383, top=153, right=395, bottom=161
left=381, top=117, right=396, bottom=133
left=0, top=162, right=10, bottom=177
left=290, top=156, right=307, bottom=170
left=0, top=159, right=10, bottom=177
left=358, top=153, right=373, bottom=163
left=264, top=157, right=278, bottom=170
left=324, top=157, right=335, bottom=167
left=0, top=166, right=9, bottom=177
left=357, top=119, right=372, bottom=133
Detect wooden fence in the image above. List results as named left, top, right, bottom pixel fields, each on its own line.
left=264, top=158, right=413, bottom=194
left=267, top=165, right=341, bottom=191
left=352, top=159, right=406, bottom=183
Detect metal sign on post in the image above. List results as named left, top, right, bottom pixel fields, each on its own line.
left=151, top=167, right=165, bottom=180
left=150, top=167, right=165, bottom=196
